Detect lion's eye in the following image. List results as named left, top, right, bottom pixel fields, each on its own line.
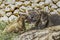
left=31, top=16, right=34, bottom=18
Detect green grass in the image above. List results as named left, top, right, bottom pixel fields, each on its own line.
left=0, top=32, right=18, bottom=40
left=0, top=21, right=8, bottom=30
left=0, top=21, right=18, bottom=40
left=0, top=21, right=33, bottom=40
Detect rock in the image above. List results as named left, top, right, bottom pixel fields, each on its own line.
left=50, top=10, right=58, bottom=14
left=45, top=0, right=52, bottom=5
left=14, top=9, right=19, bottom=15
left=19, top=12, right=26, bottom=14
left=57, top=8, right=60, bottom=13
left=24, top=1, right=30, bottom=6
left=19, top=6, right=26, bottom=12
left=35, top=4, right=40, bottom=7
left=13, top=25, right=60, bottom=40
left=20, top=6, right=26, bottom=10
left=51, top=4, right=58, bottom=9
left=14, top=4, right=19, bottom=8
left=52, top=0, right=59, bottom=3
left=19, top=8, right=25, bottom=12
left=0, top=4, right=5, bottom=9
left=5, top=6, right=11, bottom=12
left=49, top=3, right=54, bottom=7
left=13, top=29, right=60, bottom=40
left=26, top=6, right=33, bottom=10
left=6, top=12, right=12, bottom=17
left=9, top=15, right=17, bottom=22
left=5, top=0, right=15, bottom=4
left=31, top=3, right=39, bottom=9
left=0, top=16, right=9, bottom=22
left=56, top=1, right=60, bottom=7
left=43, top=6, right=50, bottom=13
left=39, top=2, right=44, bottom=6
left=30, top=0, right=40, bottom=3
left=49, top=7, right=55, bottom=12
left=15, top=2, right=23, bottom=6
left=34, top=7, right=39, bottom=10
left=13, top=30, right=50, bottom=40
left=9, top=4, right=15, bottom=11
left=49, top=32, right=60, bottom=40
left=31, top=3, right=36, bottom=8
left=53, top=10, right=58, bottom=14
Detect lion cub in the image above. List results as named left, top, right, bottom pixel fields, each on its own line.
left=3, top=9, right=60, bottom=33
left=28, top=9, right=60, bottom=30
left=3, top=14, right=27, bottom=33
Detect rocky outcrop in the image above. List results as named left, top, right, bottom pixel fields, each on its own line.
left=13, top=25, right=60, bottom=40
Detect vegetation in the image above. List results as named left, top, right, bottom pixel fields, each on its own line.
left=0, top=21, right=18, bottom=40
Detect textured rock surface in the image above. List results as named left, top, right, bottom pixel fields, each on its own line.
left=0, top=0, right=60, bottom=22
left=13, top=25, right=60, bottom=40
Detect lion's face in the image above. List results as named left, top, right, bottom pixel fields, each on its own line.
left=27, top=9, right=40, bottom=23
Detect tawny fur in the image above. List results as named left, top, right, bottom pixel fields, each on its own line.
left=3, top=15, right=27, bottom=33
left=2, top=10, right=60, bottom=33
